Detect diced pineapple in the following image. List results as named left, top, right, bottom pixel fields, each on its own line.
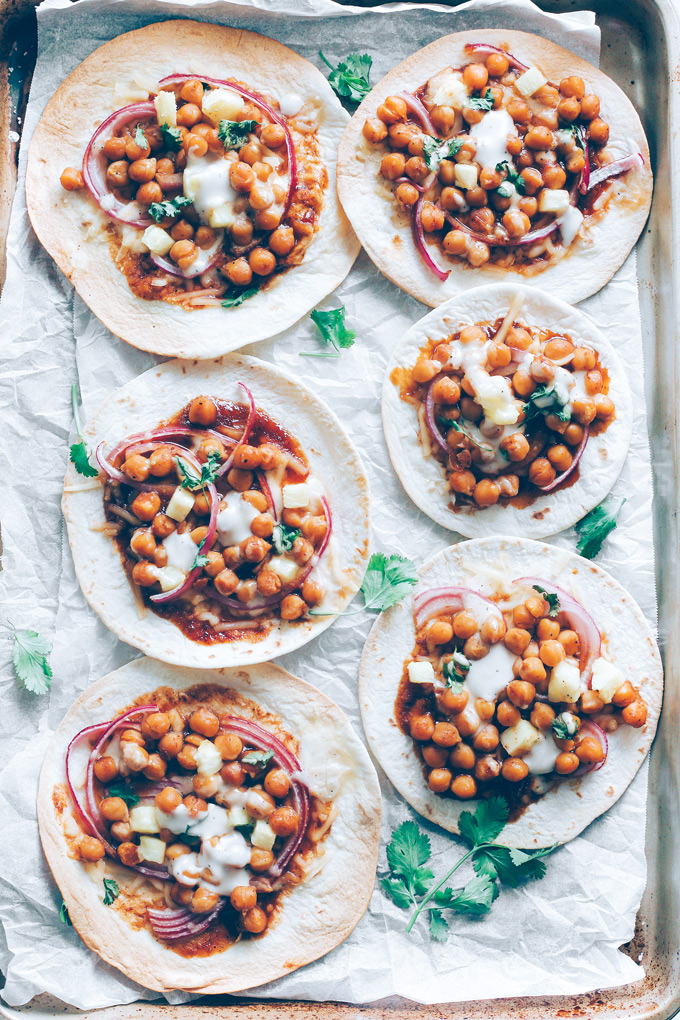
left=515, top=66, right=548, bottom=98
left=538, top=189, right=570, bottom=215
left=139, top=836, right=166, bottom=864
left=408, top=661, right=436, bottom=685
left=141, top=226, right=174, bottom=256
left=268, top=556, right=300, bottom=584
left=166, top=486, right=195, bottom=522
left=251, top=820, right=276, bottom=851
left=500, top=719, right=541, bottom=757
left=202, top=88, right=245, bottom=125
left=130, top=805, right=160, bottom=834
left=590, top=657, right=625, bottom=704
left=196, top=740, right=223, bottom=777
left=548, top=658, right=583, bottom=703
left=155, top=566, right=186, bottom=593
left=209, top=202, right=236, bottom=229
left=227, top=806, right=251, bottom=829
left=282, top=484, right=310, bottom=509
left=453, top=162, right=478, bottom=191
left=154, top=90, right=177, bottom=127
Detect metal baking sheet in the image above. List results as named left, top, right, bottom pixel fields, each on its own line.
left=0, top=0, right=678, bottom=1015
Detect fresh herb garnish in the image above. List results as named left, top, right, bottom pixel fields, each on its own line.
left=218, top=119, right=258, bottom=149
left=442, top=652, right=470, bottom=691
left=310, top=552, right=417, bottom=617
left=191, top=546, right=211, bottom=571
left=532, top=585, right=559, bottom=618
left=105, top=781, right=140, bottom=808
left=148, top=196, right=192, bottom=223
left=59, top=900, right=72, bottom=925
left=241, top=749, right=275, bottom=769
left=495, top=160, right=526, bottom=195
left=235, top=821, right=256, bottom=839
left=160, top=124, right=183, bottom=151
left=563, top=124, right=585, bottom=150
left=422, top=135, right=463, bottom=172
left=221, top=285, right=259, bottom=309
left=300, top=306, right=356, bottom=358
left=102, top=878, right=120, bottom=906
left=69, top=384, right=98, bottom=478
left=575, top=496, right=626, bottom=560
left=552, top=712, right=579, bottom=741
left=175, top=450, right=222, bottom=493
left=466, top=87, right=495, bottom=111
left=12, top=629, right=52, bottom=695
left=319, top=51, right=372, bottom=103
left=272, top=523, right=300, bottom=554
left=448, top=419, right=495, bottom=457
left=381, top=799, right=556, bottom=940
left=523, top=383, right=570, bottom=425
left=134, top=125, right=148, bottom=148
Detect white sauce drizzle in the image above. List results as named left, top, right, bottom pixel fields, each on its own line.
left=523, top=733, right=560, bottom=775
left=216, top=492, right=259, bottom=547
left=163, top=531, right=199, bottom=574
left=470, top=110, right=518, bottom=171
left=464, top=642, right=516, bottom=704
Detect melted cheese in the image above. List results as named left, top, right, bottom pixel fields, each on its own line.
left=426, top=70, right=469, bottom=110
left=183, top=150, right=239, bottom=229
left=470, top=110, right=517, bottom=170
left=279, top=93, right=303, bottom=116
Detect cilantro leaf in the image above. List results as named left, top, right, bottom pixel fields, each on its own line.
left=496, top=160, right=526, bottom=195
left=59, top=900, right=72, bottom=926
left=175, top=450, right=222, bottom=493
left=319, top=51, right=372, bottom=103
left=533, top=585, right=559, bottom=617
left=301, top=307, right=356, bottom=358
left=386, top=820, right=431, bottom=878
left=135, top=125, right=148, bottom=148
left=381, top=875, right=413, bottom=910
left=442, top=652, right=470, bottom=691
left=450, top=874, right=495, bottom=915
left=218, top=119, right=258, bottom=149
left=473, top=844, right=555, bottom=887
left=459, top=797, right=508, bottom=848
left=222, top=285, right=259, bottom=309
left=422, top=135, right=463, bottom=172
left=272, top=523, right=300, bottom=554
left=235, top=820, right=255, bottom=839
left=191, top=550, right=210, bottom=571
left=241, top=749, right=274, bottom=769
left=160, top=124, right=183, bottom=151
left=523, top=383, right=570, bottom=425
left=575, top=496, right=626, bottom=560
left=69, top=384, right=98, bottom=478
left=466, top=87, right=495, bottom=111
left=429, top=907, right=450, bottom=941
left=148, top=196, right=192, bottom=223
left=102, top=878, right=120, bottom=906
left=12, top=629, right=52, bottom=695
left=360, top=552, right=418, bottom=612
left=105, top=781, right=140, bottom=808
left=552, top=712, right=579, bottom=741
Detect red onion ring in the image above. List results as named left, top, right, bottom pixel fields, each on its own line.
left=219, top=717, right=310, bottom=878
left=512, top=576, right=601, bottom=685
left=578, top=126, right=590, bottom=194
left=414, top=586, right=502, bottom=629
left=216, top=382, right=256, bottom=478
left=424, top=374, right=451, bottom=454
left=398, top=91, right=436, bottom=135
left=256, top=468, right=278, bottom=521
left=149, top=249, right=221, bottom=280
left=159, top=74, right=297, bottom=213
left=534, top=425, right=589, bottom=493
left=97, top=439, right=207, bottom=494
left=82, top=101, right=157, bottom=228
left=148, top=903, right=223, bottom=941
left=585, top=152, right=644, bottom=192
left=463, top=43, right=529, bottom=72
left=444, top=209, right=563, bottom=248
left=149, top=476, right=219, bottom=604
left=573, top=719, right=608, bottom=775
left=412, top=194, right=450, bottom=281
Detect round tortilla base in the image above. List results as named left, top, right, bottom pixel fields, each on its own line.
left=26, top=19, right=360, bottom=358
left=359, top=537, right=662, bottom=848
left=38, top=657, right=382, bottom=994
left=337, top=29, right=652, bottom=307
left=381, top=282, right=633, bottom=539
left=62, top=354, right=370, bottom=667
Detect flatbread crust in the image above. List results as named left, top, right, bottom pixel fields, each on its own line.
left=382, top=282, right=633, bottom=539
left=38, top=658, right=382, bottom=994
left=62, top=354, right=370, bottom=667
left=337, top=29, right=653, bottom=306
left=25, top=20, right=360, bottom=357
left=359, top=537, right=662, bottom=848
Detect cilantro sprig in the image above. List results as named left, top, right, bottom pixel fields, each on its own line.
left=300, top=307, right=356, bottom=358
left=382, top=799, right=556, bottom=940
left=134, top=125, right=148, bottom=149
left=552, top=712, right=579, bottom=741
left=102, top=878, right=120, bottom=906
left=442, top=652, right=471, bottom=692
left=242, top=749, right=274, bottom=769
left=105, top=781, right=140, bottom=808
left=148, top=196, right=192, bottom=223
left=575, top=496, right=626, bottom=559
left=175, top=450, right=222, bottom=493
left=309, top=552, right=417, bottom=618
left=272, top=523, right=300, bottom=554
left=12, top=629, right=52, bottom=695
left=495, top=160, right=526, bottom=196
left=466, top=87, right=495, bottom=111
left=532, top=585, right=559, bottom=618
left=222, top=286, right=259, bottom=309
left=160, top=124, right=183, bottom=151
left=422, top=135, right=463, bottom=172
left=523, top=383, right=570, bottom=425
left=69, top=384, right=98, bottom=478
left=319, top=51, right=372, bottom=103
left=218, top=119, right=258, bottom=149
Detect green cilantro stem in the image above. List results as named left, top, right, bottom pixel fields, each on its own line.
left=71, top=384, right=84, bottom=439
left=405, top=846, right=479, bottom=933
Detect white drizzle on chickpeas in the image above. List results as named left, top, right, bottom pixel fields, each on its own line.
left=397, top=589, right=648, bottom=804
left=395, top=314, right=614, bottom=508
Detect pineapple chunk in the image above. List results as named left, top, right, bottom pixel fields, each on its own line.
left=155, top=566, right=186, bottom=593
left=139, top=836, right=166, bottom=864
left=166, top=486, right=195, bottom=522
left=141, top=226, right=174, bottom=256
left=154, top=90, right=177, bottom=127
left=453, top=162, right=478, bottom=191
left=408, top=661, right=436, bottom=685
left=196, top=740, right=222, bottom=777
left=251, top=820, right=276, bottom=851
left=548, top=658, right=583, bottom=703
left=268, top=556, right=300, bottom=584
left=209, top=202, right=236, bottom=229
left=202, top=88, right=245, bottom=125
left=500, top=719, right=541, bottom=757
left=538, top=189, right=570, bottom=215
left=282, top=483, right=310, bottom=509
left=130, top=805, right=160, bottom=834
left=590, top=657, right=625, bottom=704
left=515, top=66, right=548, bottom=98
left=227, top=806, right=251, bottom=829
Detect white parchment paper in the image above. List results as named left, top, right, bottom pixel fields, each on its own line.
left=0, top=0, right=656, bottom=1009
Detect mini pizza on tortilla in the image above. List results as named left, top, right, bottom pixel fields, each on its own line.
left=62, top=354, right=370, bottom=668
left=26, top=20, right=359, bottom=357
left=38, top=657, right=381, bottom=994
left=382, top=283, right=632, bottom=539
left=359, top=537, right=662, bottom=848
left=337, top=30, right=652, bottom=306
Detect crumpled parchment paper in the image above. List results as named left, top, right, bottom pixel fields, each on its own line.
left=0, top=0, right=656, bottom=1009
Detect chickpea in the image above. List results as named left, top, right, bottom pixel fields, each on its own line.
left=190, top=887, right=220, bottom=914
left=422, top=745, right=448, bottom=768
left=231, top=885, right=258, bottom=913
left=566, top=151, right=586, bottom=174
left=280, top=594, right=306, bottom=620
left=501, top=757, right=529, bottom=782
left=300, top=579, right=322, bottom=606
left=575, top=736, right=605, bottom=764
left=449, top=610, right=475, bottom=641
left=484, top=51, right=509, bottom=76
left=269, top=806, right=299, bottom=836
left=512, top=370, right=536, bottom=399
left=504, top=627, right=532, bottom=655
left=580, top=94, right=601, bottom=121
left=93, top=756, right=118, bottom=783
left=227, top=468, right=254, bottom=492
left=377, top=96, right=408, bottom=124
left=106, top=160, right=130, bottom=188
left=151, top=513, right=175, bottom=539
left=379, top=152, right=405, bottom=181
left=242, top=905, right=268, bottom=934
left=60, top=166, right=85, bottom=191
left=100, top=796, right=128, bottom=822
left=538, top=640, right=565, bottom=669
left=129, top=528, right=156, bottom=560
left=402, top=156, right=427, bottom=184
left=503, top=210, right=531, bottom=239
left=464, top=634, right=490, bottom=661
left=572, top=397, right=597, bottom=426
left=473, top=479, right=501, bottom=507
left=249, top=248, right=276, bottom=277
left=128, top=157, right=157, bottom=184
left=530, top=703, right=556, bottom=731
left=441, top=229, right=468, bottom=257
left=121, top=741, right=149, bottom=772
left=250, top=847, right=275, bottom=873
left=447, top=470, right=474, bottom=498
left=440, top=686, right=469, bottom=715
left=421, top=202, right=445, bottom=233
left=410, top=714, right=435, bottom=742
left=480, top=615, right=506, bottom=645
left=221, top=761, right=246, bottom=787
left=497, top=433, right=529, bottom=464
left=186, top=707, right=218, bottom=739
left=176, top=744, right=198, bottom=770
left=79, top=835, right=106, bottom=862
left=473, top=724, right=500, bottom=752
left=158, top=732, right=183, bottom=759
left=451, top=774, right=477, bottom=799
left=361, top=117, right=386, bottom=144
left=429, top=103, right=455, bottom=135
left=262, top=228, right=294, bottom=261
left=554, top=751, right=579, bottom=774
left=425, top=768, right=451, bottom=793
left=431, top=721, right=459, bottom=748
left=496, top=700, right=521, bottom=728
left=528, top=458, right=557, bottom=488
left=507, top=679, right=536, bottom=709
left=122, top=454, right=149, bottom=482
left=622, top=699, right=648, bottom=727
left=143, top=754, right=167, bottom=781
left=467, top=241, right=490, bottom=267
left=546, top=445, right=573, bottom=474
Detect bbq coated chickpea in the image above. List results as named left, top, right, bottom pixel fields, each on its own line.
left=555, top=751, right=580, bottom=775
left=226, top=258, right=253, bottom=287
left=460, top=396, right=484, bottom=420
left=464, top=634, right=490, bottom=660
left=426, top=767, right=453, bottom=794
left=269, top=806, right=299, bottom=836
left=228, top=468, right=254, bottom=492
left=580, top=94, right=600, bottom=120
left=512, top=370, right=536, bottom=399
left=376, top=95, right=408, bottom=125
left=518, top=656, right=546, bottom=684
left=507, top=679, right=536, bottom=709
left=501, top=757, right=529, bottom=782
left=530, top=703, right=556, bottom=730
left=500, top=433, right=530, bottom=462
left=421, top=203, right=445, bottom=233
left=189, top=707, right=219, bottom=738
left=177, top=744, right=199, bottom=770
left=536, top=618, right=560, bottom=641
left=143, top=754, right=167, bottom=781
left=191, top=887, right=220, bottom=914
left=422, top=745, right=449, bottom=769
left=449, top=470, right=476, bottom=497
left=152, top=513, right=176, bottom=539
left=448, top=743, right=474, bottom=771
left=503, top=210, right=531, bottom=239
left=486, top=51, right=509, bottom=76
left=528, top=458, right=557, bottom=488
left=128, top=157, right=157, bottom=183
left=242, top=906, right=268, bottom=933
left=103, top=136, right=128, bottom=160
left=249, top=248, right=276, bottom=276
left=432, top=376, right=460, bottom=405
left=155, top=786, right=183, bottom=815
left=93, top=755, right=118, bottom=783
left=405, top=156, right=429, bottom=183
left=572, top=397, right=597, bottom=425
left=473, top=724, right=500, bottom=752
left=547, top=445, right=573, bottom=473
left=520, top=167, right=544, bottom=194
left=100, top=796, right=128, bottom=822
left=467, top=241, right=491, bottom=267
left=79, top=835, right=106, bottom=862
left=622, top=699, right=648, bottom=727
left=530, top=358, right=555, bottom=385
left=231, top=885, right=258, bottom=913
left=504, top=627, right=532, bottom=655
left=487, top=342, right=512, bottom=369
left=539, top=640, right=566, bottom=668
left=170, top=239, right=198, bottom=270
left=131, top=561, right=158, bottom=587
left=440, top=686, right=468, bottom=714
left=410, top=713, right=435, bottom=741
left=575, top=736, right=604, bottom=764
left=496, top=700, right=521, bottom=728
left=473, top=479, right=501, bottom=507
left=480, top=614, right=506, bottom=644
left=452, top=610, right=478, bottom=640
left=280, top=594, right=306, bottom=620
left=432, top=721, right=460, bottom=747
left=123, top=453, right=150, bottom=482
left=443, top=230, right=469, bottom=256
left=507, top=98, right=532, bottom=124
left=230, top=161, right=256, bottom=192
left=450, top=775, right=477, bottom=799
left=158, top=731, right=184, bottom=759
left=268, top=225, right=295, bottom=257
left=250, top=848, right=275, bottom=873
left=60, top=166, right=84, bottom=191
left=214, top=568, right=239, bottom=597
left=106, top=160, right=130, bottom=188
left=427, top=619, right=453, bottom=646
left=588, top=118, right=610, bottom=146
left=130, top=528, right=156, bottom=559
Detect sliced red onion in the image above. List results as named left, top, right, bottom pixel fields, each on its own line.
left=149, top=476, right=218, bottom=604
left=82, top=102, right=157, bottom=228
left=106, top=425, right=234, bottom=466
left=578, top=127, right=590, bottom=194
left=218, top=717, right=310, bottom=878
left=148, top=903, right=223, bottom=941
left=414, top=586, right=501, bottom=629
left=585, top=152, right=644, bottom=192
left=573, top=719, right=608, bottom=775
left=412, top=194, right=450, bottom=281
left=159, top=74, right=297, bottom=212
left=149, top=231, right=223, bottom=280
left=65, top=721, right=112, bottom=844
left=398, top=91, right=436, bottom=135
left=424, top=375, right=451, bottom=454
left=216, top=382, right=256, bottom=478
left=534, top=425, right=589, bottom=493
left=444, top=209, right=562, bottom=248
left=463, top=43, right=529, bottom=72
left=512, top=576, right=601, bottom=685
left=395, top=175, right=429, bottom=195
left=97, top=438, right=207, bottom=494
left=256, top=468, right=277, bottom=521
